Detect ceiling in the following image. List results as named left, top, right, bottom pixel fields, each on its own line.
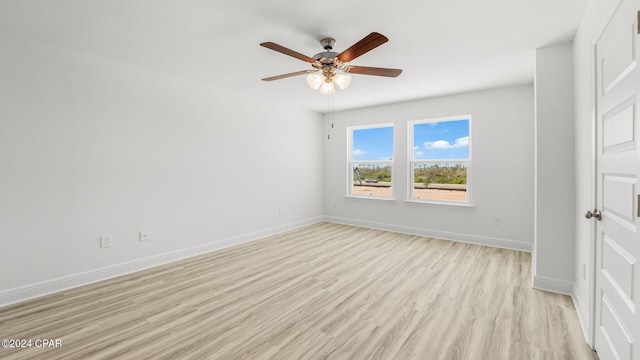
left=0, top=0, right=590, bottom=113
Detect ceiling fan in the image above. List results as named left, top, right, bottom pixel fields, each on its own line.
left=260, top=32, right=402, bottom=95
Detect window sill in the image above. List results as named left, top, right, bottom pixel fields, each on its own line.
left=404, top=199, right=474, bottom=207
left=345, top=195, right=396, bottom=201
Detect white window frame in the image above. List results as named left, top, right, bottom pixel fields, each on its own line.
left=347, top=123, right=394, bottom=199
left=407, top=115, right=472, bottom=206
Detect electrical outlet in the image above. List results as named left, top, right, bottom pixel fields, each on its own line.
left=582, top=264, right=587, bottom=280
left=139, top=229, right=150, bottom=242
left=100, top=235, right=112, bottom=248
left=278, top=207, right=284, bottom=215
left=492, top=217, right=501, bottom=225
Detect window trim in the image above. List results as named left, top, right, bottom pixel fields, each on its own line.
left=407, top=115, right=472, bottom=206
left=347, top=123, right=394, bottom=199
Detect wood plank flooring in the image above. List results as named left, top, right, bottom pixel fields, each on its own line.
left=0, top=222, right=597, bottom=359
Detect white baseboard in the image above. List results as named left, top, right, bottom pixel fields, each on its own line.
left=532, top=275, right=573, bottom=295
left=323, top=216, right=533, bottom=252
left=0, top=216, right=324, bottom=308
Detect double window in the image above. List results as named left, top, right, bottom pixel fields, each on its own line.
left=348, top=124, right=394, bottom=198
left=347, top=116, right=471, bottom=205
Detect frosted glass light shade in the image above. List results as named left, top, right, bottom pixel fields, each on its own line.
left=319, top=81, right=336, bottom=95
left=306, top=73, right=323, bottom=90
left=333, top=73, right=352, bottom=90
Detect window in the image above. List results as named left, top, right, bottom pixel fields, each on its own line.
left=408, top=116, right=471, bottom=204
left=348, top=124, right=394, bottom=198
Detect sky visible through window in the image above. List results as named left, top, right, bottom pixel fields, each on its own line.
left=413, top=119, right=469, bottom=160
left=352, top=119, right=469, bottom=161
left=352, top=126, right=394, bottom=161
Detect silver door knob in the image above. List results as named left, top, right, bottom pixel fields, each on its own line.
left=585, top=209, right=602, bottom=220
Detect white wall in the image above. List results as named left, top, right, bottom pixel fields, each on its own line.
left=0, top=35, right=324, bottom=305
left=323, top=85, right=535, bottom=251
left=533, top=43, right=576, bottom=295
left=572, top=0, right=623, bottom=344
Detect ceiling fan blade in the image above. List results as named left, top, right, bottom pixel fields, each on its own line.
left=345, top=66, right=402, bottom=77
left=262, top=70, right=317, bottom=81
left=260, top=42, right=317, bottom=63
left=337, top=32, right=389, bottom=63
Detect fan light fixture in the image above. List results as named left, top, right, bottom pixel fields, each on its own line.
left=307, top=72, right=351, bottom=95
left=333, top=73, right=352, bottom=90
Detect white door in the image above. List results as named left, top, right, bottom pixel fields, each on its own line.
left=593, top=1, right=640, bottom=359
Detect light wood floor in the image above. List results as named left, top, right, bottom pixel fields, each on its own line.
left=0, top=222, right=597, bottom=360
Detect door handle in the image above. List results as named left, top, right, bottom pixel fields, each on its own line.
left=585, top=209, right=602, bottom=221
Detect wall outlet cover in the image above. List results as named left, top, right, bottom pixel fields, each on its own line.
left=100, top=235, right=112, bottom=248
left=139, top=229, right=150, bottom=241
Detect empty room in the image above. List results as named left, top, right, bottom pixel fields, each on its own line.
left=1, top=0, right=639, bottom=359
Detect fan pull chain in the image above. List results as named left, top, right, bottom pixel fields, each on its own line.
left=327, top=94, right=334, bottom=140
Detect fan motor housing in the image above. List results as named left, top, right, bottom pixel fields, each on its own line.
left=312, top=38, right=339, bottom=64
left=313, top=51, right=339, bottom=64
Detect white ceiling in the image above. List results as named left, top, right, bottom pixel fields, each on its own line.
left=0, top=0, right=589, bottom=113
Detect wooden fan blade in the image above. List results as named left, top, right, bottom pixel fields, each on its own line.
left=337, top=32, right=389, bottom=63
left=262, top=70, right=317, bottom=81
left=260, top=42, right=316, bottom=63
left=345, top=66, right=402, bottom=77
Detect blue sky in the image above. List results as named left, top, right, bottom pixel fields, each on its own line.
left=352, top=119, right=469, bottom=161
left=352, top=126, right=394, bottom=161
left=413, top=119, right=469, bottom=160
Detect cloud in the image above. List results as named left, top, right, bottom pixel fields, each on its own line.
left=353, top=149, right=367, bottom=156
left=424, top=136, right=469, bottom=150
left=424, top=140, right=451, bottom=149
left=454, top=136, right=469, bottom=147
